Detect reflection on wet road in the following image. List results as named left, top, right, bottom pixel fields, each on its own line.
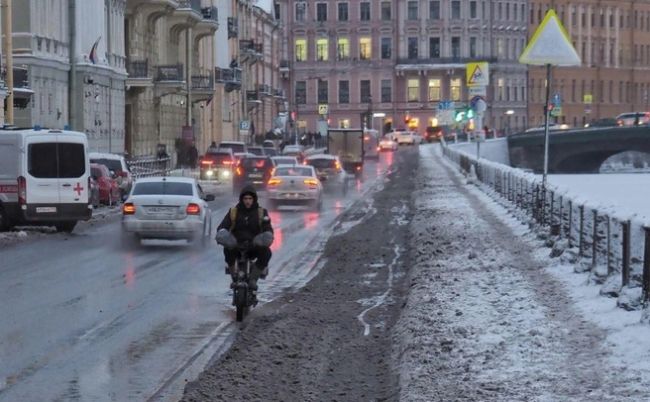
left=0, top=148, right=403, bottom=401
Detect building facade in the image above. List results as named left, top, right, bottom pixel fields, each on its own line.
left=11, top=0, right=126, bottom=152
left=276, top=0, right=528, bottom=135
left=528, top=0, right=650, bottom=128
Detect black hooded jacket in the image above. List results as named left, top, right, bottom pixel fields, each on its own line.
left=217, top=185, right=273, bottom=243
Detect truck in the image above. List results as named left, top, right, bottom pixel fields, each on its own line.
left=326, top=128, right=364, bottom=178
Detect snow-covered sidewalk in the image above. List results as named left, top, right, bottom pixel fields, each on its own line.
left=395, top=145, right=650, bottom=401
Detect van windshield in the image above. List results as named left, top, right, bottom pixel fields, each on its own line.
left=28, top=143, right=85, bottom=178
left=132, top=182, right=194, bottom=196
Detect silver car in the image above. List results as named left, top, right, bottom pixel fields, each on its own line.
left=121, top=177, right=214, bottom=246
left=267, top=165, right=323, bottom=211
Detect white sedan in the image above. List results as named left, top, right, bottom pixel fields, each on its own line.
left=266, top=165, right=323, bottom=211
left=121, top=177, right=214, bottom=246
left=378, top=137, right=398, bottom=151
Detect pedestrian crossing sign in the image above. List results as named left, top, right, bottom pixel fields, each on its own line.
left=466, top=62, right=489, bottom=86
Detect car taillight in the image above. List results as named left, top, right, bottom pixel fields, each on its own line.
left=356, top=166, right=362, bottom=171
left=186, top=203, right=201, bottom=215
left=236, top=167, right=242, bottom=175
left=222, top=160, right=232, bottom=165
left=123, top=203, right=136, bottom=215
left=200, top=160, right=213, bottom=166
left=268, top=178, right=282, bottom=186
left=17, top=176, right=26, bottom=205
left=335, top=161, right=342, bottom=170
left=304, top=178, right=319, bottom=187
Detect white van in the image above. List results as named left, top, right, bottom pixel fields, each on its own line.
left=0, top=128, right=92, bottom=232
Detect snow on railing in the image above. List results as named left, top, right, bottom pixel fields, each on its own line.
left=442, top=142, right=650, bottom=317
left=127, top=156, right=172, bottom=179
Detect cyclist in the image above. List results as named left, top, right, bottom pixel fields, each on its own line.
left=216, top=185, right=273, bottom=300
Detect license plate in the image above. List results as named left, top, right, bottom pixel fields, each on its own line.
left=147, top=207, right=176, bottom=214
left=36, top=207, right=57, bottom=213
left=249, top=173, right=263, bottom=178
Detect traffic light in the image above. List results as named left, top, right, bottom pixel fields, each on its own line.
left=454, top=110, right=465, bottom=122
left=467, top=108, right=474, bottom=119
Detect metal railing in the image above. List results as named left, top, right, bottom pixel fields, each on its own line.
left=155, top=64, right=184, bottom=82
left=201, top=6, right=218, bottom=21
left=227, top=17, right=238, bottom=38
left=442, top=142, right=650, bottom=314
left=246, top=90, right=259, bottom=101
left=127, top=156, right=171, bottom=178
left=191, top=74, right=214, bottom=90
left=396, top=56, right=498, bottom=65
left=279, top=59, right=290, bottom=69
left=126, top=59, right=149, bottom=78
left=178, top=0, right=201, bottom=13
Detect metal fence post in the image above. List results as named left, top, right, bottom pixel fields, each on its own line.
left=558, top=195, right=564, bottom=238
left=579, top=205, right=585, bottom=257
left=606, top=215, right=612, bottom=275
left=643, top=227, right=650, bottom=306
left=568, top=200, right=573, bottom=248
left=622, top=220, right=631, bottom=287
left=592, top=209, right=598, bottom=267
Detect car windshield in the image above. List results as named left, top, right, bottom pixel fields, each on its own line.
left=90, top=158, right=123, bottom=172
left=275, top=167, right=313, bottom=177
left=219, top=143, right=245, bottom=153
left=273, top=157, right=296, bottom=165
left=248, top=147, right=264, bottom=156
left=132, top=181, right=193, bottom=196
left=307, top=159, right=336, bottom=169
left=241, top=158, right=271, bottom=169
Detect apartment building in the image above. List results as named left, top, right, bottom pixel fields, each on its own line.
left=11, top=0, right=126, bottom=152
left=276, top=0, right=528, bottom=135
left=528, top=1, right=650, bottom=128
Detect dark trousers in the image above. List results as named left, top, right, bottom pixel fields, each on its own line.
left=224, top=246, right=272, bottom=268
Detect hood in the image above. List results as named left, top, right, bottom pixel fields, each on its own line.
left=238, top=185, right=259, bottom=205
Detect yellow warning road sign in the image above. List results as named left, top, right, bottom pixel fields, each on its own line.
left=519, top=9, right=580, bottom=66
left=318, top=104, right=329, bottom=115
left=466, top=62, right=489, bottom=86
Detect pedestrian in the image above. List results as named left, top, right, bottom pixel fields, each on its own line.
left=189, top=143, right=199, bottom=169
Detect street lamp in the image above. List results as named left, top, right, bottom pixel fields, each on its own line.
left=504, top=109, right=515, bottom=135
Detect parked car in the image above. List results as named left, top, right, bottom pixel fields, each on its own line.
left=121, top=177, right=214, bottom=247
left=395, top=131, right=416, bottom=145
left=247, top=146, right=265, bottom=156
left=282, top=145, right=306, bottom=162
left=89, top=152, right=133, bottom=201
left=378, top=137, right=398, bottom=151
left=89, top=176, right=100, bottom=209
left=424, top=126, right=443, bottom=142
left=90, top=163, right=121, bottom=206
left=233, top=156, right=274, bottom=194
left=199, top=148, right=235, bottom=181
left=218, top=141, right=247, bottom=154
left=616, top=112, right=650, bottom=127
left=266, top=165, right=323, bottom=211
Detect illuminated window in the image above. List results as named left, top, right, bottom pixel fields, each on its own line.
left=359, top=37, right=372, bottom=59
left=428, top=79, right=441, bottom=101
left=497, top=78, right=505, bottom=101
left=295, top=38, right=307, bottom=62
left=339, top=119, right=350, bottom=128
left=407, top=78, right=419, bottom=102
left=450, top=78, right=462, bottom=101
left=337, top=38, right=349, bottom=60
left=316, top=38, right=329, bottom=61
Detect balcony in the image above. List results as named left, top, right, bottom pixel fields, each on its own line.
left=215, top=67, right=241, bottom=92
left=12, top=66, right=34, bottom=108
left=191, top=73, right=214, bottom=102
left=178, top=0, right=200, bottom=12
left=154, top=64, right=185, bottom=96
left=195, top=6, right=219, bottom=40
left=395, top=56, right=498, bottom=72
left=240, top=40, right=263, bottom=60
left=169, top=0, right=202, bottom=37
left=125, top=0, right=178, bottom=23
left=126, top=59, right=153, bottom=89
left=246, top=90, right=259, bottom=102
left=273, top=88, right=286, bottom=99
left=227, top=17, right=238, bottom=39
left=257, top=84, right=271, bottom=95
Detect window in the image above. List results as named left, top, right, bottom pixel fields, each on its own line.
left=295, top=39, right=307, bottom=61
left=132, top=182, right=193, bottom=196
left=339, top=80, right=349, bottom=103
left=360, top=80, right=371, bottom=103
left=408, top=1, right=418, bottom=20
left=429, top=37, right=440, bottom=58
left=274, top=3, right=280, bottom=20
left=316, top=38, right=329, bottom=61
left=338, top=119, right=350, bottom=128
left=451, top=37, right=461, bottom=58
left=408, top=37, right=418, bottom=59
left=29, top=143, right=85, bottom=179
left=470, top=37, right=477, bottom=57
left=296, top=80, right=306, bottom=104
left=497, top=78, right=504, bottom=101
left=316, top=3, right=327, bottom=21
left=470, top=1, right=477, bottom=18
left=295, top=2, right=306, bottom=21
left=381, top=37, right=392, bottom=59
left=381, top=79, right=392, bottom=103
left=360, top=2, right=370, bottom=21
left=430, top=1, right=440, bottom=19
left=318, top=80, right=328, bottom=103
left=338, top=2, right=348, bottom=21
left=337, top=37, right=350, bottom=60
left=428, top=79, right=441, bottom=101
left=360, top=37, right=371, bottom=59
left=407, top=78, right=419, bottom=102
left=381, top=1, right=391, bottom=20
left=450, top=78, right=461, bottom=101
left=451, top=0, right=461, bottom=19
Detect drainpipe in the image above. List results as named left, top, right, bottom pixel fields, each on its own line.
left=2, top=0, right=14, bottom=125
left=186, top=27, right=192, bottom=128
left=68, top=0, right=77, bottom=129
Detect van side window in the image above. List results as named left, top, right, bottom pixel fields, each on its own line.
left=28, top=143, right=58, bottom=178
left=28, top=143, right=85, bottom=178
left=58, top=143, right=85, bottom=178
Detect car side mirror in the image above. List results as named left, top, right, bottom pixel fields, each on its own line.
left=204, top=194, right=216, bottom=202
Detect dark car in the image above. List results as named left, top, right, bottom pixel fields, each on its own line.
left=247, top=146, right=265, bottom=156
left=263, top=147, right=278, bottom=156
left=424, top=126, right=443, bottom=142
left=233, top=156, right=274, bottom=194
left=199, top=149, right=235, bottom=181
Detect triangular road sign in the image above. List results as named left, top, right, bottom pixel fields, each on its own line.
left=519, top=9, right=581, bottom=66
left=468, top=65, right=484, bottom=85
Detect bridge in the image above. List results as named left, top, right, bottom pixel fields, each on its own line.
left=507, top=126, right=650, bottom=173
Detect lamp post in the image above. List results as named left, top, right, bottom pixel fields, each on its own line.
left=504, top=109, right=514, bottom=135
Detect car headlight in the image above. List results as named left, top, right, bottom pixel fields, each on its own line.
left=221, top=170, right=230, bottom=178
left=206, top=170, right=214, bottom=176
